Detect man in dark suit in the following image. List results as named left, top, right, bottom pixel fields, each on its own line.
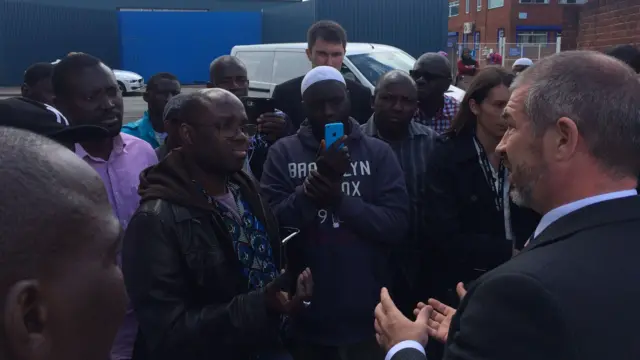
left=374, top=50, right=640, bottom=360
left=272, top=20, right=373, bottom=131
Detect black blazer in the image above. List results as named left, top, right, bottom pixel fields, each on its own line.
left=440, top=195, right=640, bottom=360
left=272, top=75, right=373, bottom=132
left=421, top=132, right=540, bottom=305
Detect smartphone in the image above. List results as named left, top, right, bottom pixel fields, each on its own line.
left=324, top=122, right=344, bottom=150
left=240, top=97, right=276, bottom=125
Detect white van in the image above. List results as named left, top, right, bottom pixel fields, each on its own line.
left=230, top=42, right=465, bottom=101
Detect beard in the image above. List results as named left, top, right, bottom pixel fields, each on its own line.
left=509, top=160, right=546, bottom=209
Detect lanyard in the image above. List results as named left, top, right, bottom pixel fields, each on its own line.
left=472, top=136, right=514, bottom=241
left=472, top=136, right=505, bottom=211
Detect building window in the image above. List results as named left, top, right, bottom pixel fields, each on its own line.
left=488, top=0, right=504, bottom=9
left=559, top=0, right=586, bottom=3
left=519, top=0, right=549, bottom=3
left=449, top=1, right=460, bottom=17
left=466, top=0, right=470, bottom=13
left=516, top=31, right=549, bottom=44
left=477, top=0, right=482, bottom=11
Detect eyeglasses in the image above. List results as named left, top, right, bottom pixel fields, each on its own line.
left=187, top=122, right=257, bottom=140
left=218, top=123, right=257, bottom=140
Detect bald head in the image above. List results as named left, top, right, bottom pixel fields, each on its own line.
left=200, top=87, right=244, bottom=107
left=0, top=126, right=116, bottom=295
left=208, top=56, right=249, bottom=97
left=376, top=70, right=416, bottom=95
left=414, top=52, right=452, bottom=77
left=512, top=50, right=640, bottom=176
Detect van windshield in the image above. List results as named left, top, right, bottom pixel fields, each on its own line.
left=347, top=51, right=416, bottom=86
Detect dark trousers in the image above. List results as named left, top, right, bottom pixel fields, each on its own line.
left=288, top=337, right=384, bottom=360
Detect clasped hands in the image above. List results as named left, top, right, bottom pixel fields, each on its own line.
left=303, top=136, right=350, bottom=208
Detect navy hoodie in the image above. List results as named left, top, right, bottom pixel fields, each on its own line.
left=260, top=118, right=409, bottom=345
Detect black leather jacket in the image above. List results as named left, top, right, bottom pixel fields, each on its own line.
left=122, top=153, right=284, bottom=360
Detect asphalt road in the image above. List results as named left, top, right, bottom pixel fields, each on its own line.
left=0, top=87, right=200, bottom=125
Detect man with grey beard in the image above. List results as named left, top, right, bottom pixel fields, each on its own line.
left=375, top=50, right=640, bottom=360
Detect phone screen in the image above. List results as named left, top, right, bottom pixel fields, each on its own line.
left=324, top=122, right=344, bottom=149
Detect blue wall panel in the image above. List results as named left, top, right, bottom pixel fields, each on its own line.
left=315, top=0, right=447, bottom=58
left=119, top=11, right=261, bottom=85
left=262, top=1, right=315, bottom=43
left=0, top=0, right=119, bottom=86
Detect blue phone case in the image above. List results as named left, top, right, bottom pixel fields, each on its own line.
left=324, top=122, right=344, bottom=149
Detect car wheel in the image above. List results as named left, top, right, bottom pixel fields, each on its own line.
left=118, top=82, right=127, bottom=95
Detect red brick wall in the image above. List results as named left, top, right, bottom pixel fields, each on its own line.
left=561, top=7, right=581, bottom=51
left=448, top=0, right=512, bottom=45
left=448, top=1, right=568, bottom=45
left=565, top=0, right=640, bottom=51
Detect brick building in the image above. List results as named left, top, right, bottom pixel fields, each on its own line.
left=447, top=0, right=586, bottom=65
left=562, top=0, right=640, bottom=51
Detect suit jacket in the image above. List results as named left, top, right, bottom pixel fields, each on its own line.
left=439, top=195, right=640, bottom=360
left=392, top=195, right=640, bottom=360
left=272, top=75, right=373, bottom=132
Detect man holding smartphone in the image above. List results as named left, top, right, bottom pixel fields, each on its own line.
left=261, top=66, right=409, bottom=360
left=208, top=55, right=291, bottom=180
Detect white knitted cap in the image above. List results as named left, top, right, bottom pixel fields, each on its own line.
left=301, top=66, right=346, bottom=95
left=513, top=58, right=533, bottom=68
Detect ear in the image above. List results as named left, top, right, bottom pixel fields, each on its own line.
left=305, top=48, right=312, bottom=62
left=553, top=116, right=579, bottom=161
left=469, top=99, right=480, bottom=116
left=4, top=280, right=49, bottom=360
left=178, top=123, right=193, bottom=146
left=20, top=84, right=29, bottom=97
left=142, top=91, right=150, bottom=104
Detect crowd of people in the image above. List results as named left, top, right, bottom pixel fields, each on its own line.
left=1, top=19, right=640, bottom=360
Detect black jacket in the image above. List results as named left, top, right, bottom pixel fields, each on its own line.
left=393, top=195, right=640, bottom=360
left=421, top=131, right=540, bottom=306
left=272, top=75, right=373, bottom=131
left=122, top=150, right=283, bottom=360
left=443, top=195, right=640, bottom=360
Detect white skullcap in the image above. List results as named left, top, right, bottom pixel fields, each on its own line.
left=513, top=58, right=533, bottom=68
left=301, top=66, right=346, bottom=95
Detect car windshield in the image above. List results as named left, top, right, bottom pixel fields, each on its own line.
left=347, top=51, right=416, bottom=86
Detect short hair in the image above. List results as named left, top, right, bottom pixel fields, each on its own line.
left=0, top=127, right=109, bottom=305
left=166, top=92, right=215, bottom=126
left=147, top=72, right=179, bottom=92
left=162, top=93, right=191, bottom=122
left=208, top=55, right=246, bottom=84
left=604, top=45, right=640, bottom=73
left=512, top=50, right=640, bottom=177
left=23, top=62, right=54, bottom=86
left=307, top=20, right=347, bottom=50
left=52, top=53, right=103, bottom=96
left=449, top=66, right=514, bottom=134
left=415, top=52, right=452, bottom=78
left=375, top=70, right=416, bottom=95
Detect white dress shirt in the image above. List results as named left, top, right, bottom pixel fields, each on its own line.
left=385, top=190, right=638, bottom=360
left=385, top=340, right=425, bottom=360
left=533, top=189, right=637, bottom=238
